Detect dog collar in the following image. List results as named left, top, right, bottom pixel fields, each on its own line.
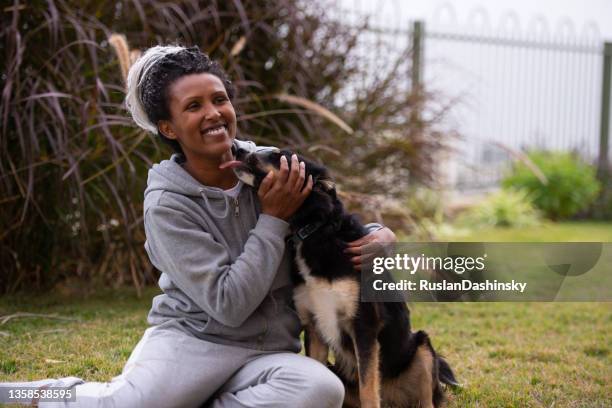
left=289, top=220, right=326, bottom=245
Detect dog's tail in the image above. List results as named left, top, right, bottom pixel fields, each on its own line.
left=437, top=356, right=459, bottom=387
left=433, top=355, right=460, bottom=408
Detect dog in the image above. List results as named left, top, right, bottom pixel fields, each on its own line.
left=229, top=147, right=458, bottom=408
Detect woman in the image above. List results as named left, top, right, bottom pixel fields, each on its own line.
left=5, top=45, right=395, bottom=407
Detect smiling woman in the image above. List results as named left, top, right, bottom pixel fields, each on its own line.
left=1, top=45, right=396, bottom=408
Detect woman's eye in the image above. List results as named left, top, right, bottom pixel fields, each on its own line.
left=214, top=96, right=228, bottom=104
left=187, top=102, right=199, bottom=110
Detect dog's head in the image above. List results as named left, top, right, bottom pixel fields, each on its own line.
left=228, top=146, right=339, bottom=225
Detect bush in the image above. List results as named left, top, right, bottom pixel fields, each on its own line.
left=0, top=1, right=455, bottom=293
left=404, top=187, right=444, bottom=222
left=457, top=189, right=541, bottom=228
left=502, top=151, right=601, bottom=220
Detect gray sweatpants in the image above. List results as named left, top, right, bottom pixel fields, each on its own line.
left=5, top=321, right=344, bottom=408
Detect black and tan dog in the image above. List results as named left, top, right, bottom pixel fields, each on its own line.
left=230, top=147, right=458, bottom=408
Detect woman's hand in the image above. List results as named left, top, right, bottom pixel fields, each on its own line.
left=259, top=154, right=313, bottom=221
left=344, top=227, right=397, bottom=270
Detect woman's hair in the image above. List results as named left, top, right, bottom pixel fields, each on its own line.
left=125, top=45, right=235, bottom=155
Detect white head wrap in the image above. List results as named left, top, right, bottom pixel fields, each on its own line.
left=125, top=45, right=186, bottom=133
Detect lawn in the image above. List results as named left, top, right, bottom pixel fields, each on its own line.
left=1, top=222, right=611, bottom=407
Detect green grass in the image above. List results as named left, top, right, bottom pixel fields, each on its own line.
left=1, top=222, right=611, bottom=407
left=413, top=302, right=611, bottom=407
left=0, top=290, right=609, bottom=407
left=0, top=288, right=154, bottom=383
left=436, top=221, right=612, bottom=242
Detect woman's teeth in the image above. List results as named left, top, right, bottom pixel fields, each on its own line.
left=203, top=125, right=225, bottom=135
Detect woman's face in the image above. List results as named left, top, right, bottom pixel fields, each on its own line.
left=159, top=73, right=237, bottom=162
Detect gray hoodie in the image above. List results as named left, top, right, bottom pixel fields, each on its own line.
left=144, top=140, right=302, bottom=352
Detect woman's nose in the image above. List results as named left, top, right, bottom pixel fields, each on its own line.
left=203, top=103, right=221, bottom=120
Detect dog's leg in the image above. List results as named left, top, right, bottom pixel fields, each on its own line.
left=305, top=322, right=330, bottom=363
left=352, top=304, right=382, bottom=408
left=342, top=382, right=361, bottom=408
left=294, top=285, right=329, bottom=363
left=352, top=334, right=380, bottom=408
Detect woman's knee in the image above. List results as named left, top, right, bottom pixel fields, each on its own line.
left=300, top=364, right=345, bottom=408
left=317, top=370, right=345, bottom=407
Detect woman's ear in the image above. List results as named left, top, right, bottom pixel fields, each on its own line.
left=158, top=120, right=177, bottom=140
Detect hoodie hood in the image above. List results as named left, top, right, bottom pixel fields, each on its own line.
left=146, top=154, right=239, bottom=218
left=144, top=140, right=259, bottom=218
left=145, top=154, right=218, bottom=197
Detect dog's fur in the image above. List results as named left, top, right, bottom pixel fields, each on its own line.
left=232, top=147, right=458, bottom=408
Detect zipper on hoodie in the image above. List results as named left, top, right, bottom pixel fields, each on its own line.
left=234, top=197, right=240, bottom=217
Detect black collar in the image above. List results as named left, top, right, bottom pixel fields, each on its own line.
left=288, top=217, right=343, bottom=246
left=293, top=220, right=325, bottom=242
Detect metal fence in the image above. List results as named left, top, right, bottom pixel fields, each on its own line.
left=330, top=2, right=611, bottom=191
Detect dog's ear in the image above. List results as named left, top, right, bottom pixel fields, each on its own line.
left=313, top=176, right=337, bottom=201
left=290, top=153, right=336, bottom=194
left=317, top=178, right=336, bottom=191
left=306, top=161, right=336, bottom=194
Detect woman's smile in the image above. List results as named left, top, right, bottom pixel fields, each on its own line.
left=201, top=122, right=230, bottom=140
left=201, top=124, right=227, bottom=136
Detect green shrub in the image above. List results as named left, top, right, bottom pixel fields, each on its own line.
left=458, top=189, right=541, bottom=228
left=502, top=151, right=601, bottom=219
left=404, top=187, right=444, bottom=222
left=590, top=174, right=612, bottom=220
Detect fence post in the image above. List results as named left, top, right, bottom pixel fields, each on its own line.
left=411, top=20, right=424, bottom=90
left=598, top=42, right=611, bottom=182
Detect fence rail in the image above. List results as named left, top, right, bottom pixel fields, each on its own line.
left=330, top=1, right=611, bottom=191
